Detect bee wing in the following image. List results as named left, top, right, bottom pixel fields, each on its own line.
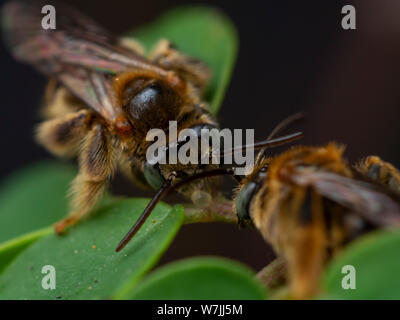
left=2, top=1, right=154, bottom=120
left=59, top=69, right=116, bottom=119
left=290, top=170, right=400, bottom=227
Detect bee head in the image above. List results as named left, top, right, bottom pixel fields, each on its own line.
left=143, top=123, right=220, bottom=207
left=117, top=114, right=304, bottom=252
left=234, top=165, right=268, bottom=226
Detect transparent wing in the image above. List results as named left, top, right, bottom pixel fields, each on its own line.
left=2, top=1, right=158, bottom=120
left=290, top=169, right=400, bottom=227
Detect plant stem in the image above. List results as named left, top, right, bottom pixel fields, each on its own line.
left=183, top=197, right=237, bottom=224
left=256, top=257, right=287, bottom=290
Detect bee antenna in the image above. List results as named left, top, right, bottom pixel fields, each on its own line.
left=255, top=112, right=306, bottom=164
left=267, top=112, right=306, bottom=140
left=220, top=132, right=304, bottom=157
left=116, top=172, right=177, bottom=252
left=166, top=132, right=304, bottom=194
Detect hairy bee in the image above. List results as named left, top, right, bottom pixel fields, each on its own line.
left=3, top=1, right=302, bottom=251
left=2, top=1, right=218, bottom=236
left=234, top=143, right=400, bottom=299
left=176, top=114, right=400, bottom=299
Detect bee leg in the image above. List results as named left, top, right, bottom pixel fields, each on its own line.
left=43, top=78, right=58, bottom=108
left=42, top=83, right=83, bottom=119
left=54, top=124, right=116, bottom=234
left=357, top=156, right=400, bottom=193
left=285, top=189, right=327, bottom=299
left=36, top=110, right=93, bottom=158
left=118, top=37, right=146, bottom=56
left=149, top=39, right=212, bottom=91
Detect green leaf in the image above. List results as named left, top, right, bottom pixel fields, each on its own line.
left=126, top=257, right=266, bottom=300
left=130, top=6, right=238, bottom=114
left=322, top=230, right=400, bottom=299
left=0, top=200, right=184, bottom=299
left=0, top=162, right=75, bottom=243
left=0, top=227, right=52, bottom=273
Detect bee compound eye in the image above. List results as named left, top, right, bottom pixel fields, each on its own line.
left=143, top=161, right=165, bottom=190
left=235, top=182, right=257, bottom=222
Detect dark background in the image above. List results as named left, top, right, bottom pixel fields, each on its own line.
left=1, top=0, right=400, bottom=271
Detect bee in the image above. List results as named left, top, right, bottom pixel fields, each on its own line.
left=235, top=143, right=400, bottom=298
left=3, top=0, right=215, bottom=234
left=2, top=1, right=303, bottom=252
left=176, top=114, right=400, bottom=299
